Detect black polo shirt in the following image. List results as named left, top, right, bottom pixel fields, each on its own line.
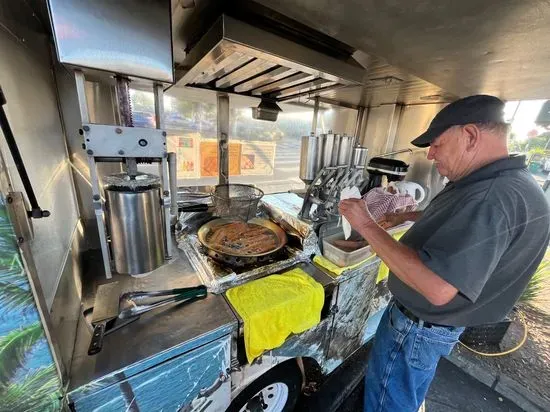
left=389, top=155, right=550, bottom=326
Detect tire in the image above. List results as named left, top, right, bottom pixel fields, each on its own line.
left=226, top=360, right=303, bottom=412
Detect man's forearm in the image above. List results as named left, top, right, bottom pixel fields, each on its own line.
left=356, top=222, right=457, bottom=306
left=401, top=211, right=423, bottom=222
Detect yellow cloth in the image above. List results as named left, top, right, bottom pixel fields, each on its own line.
left=226, top=268, right=324, bottom=363
left=314, top=228, right=410, bottom=283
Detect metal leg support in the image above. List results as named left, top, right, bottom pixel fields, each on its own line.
left=88, top=156, right=112, bottom=278
left=217, top=93, right=229, bottom=185
left=160, top=157, right=172, bottom=259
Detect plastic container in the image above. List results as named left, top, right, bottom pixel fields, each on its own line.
left=322, top=233, right=374, bottom=267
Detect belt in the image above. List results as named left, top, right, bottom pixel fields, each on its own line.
left=394, top=301, right=447, bottom=329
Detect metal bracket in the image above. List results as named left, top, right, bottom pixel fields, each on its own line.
left=82, top=124, right=166, bottom=158
left=5, top=192, right=34, bottom=244
left=160, top=157, right=172, bottom=259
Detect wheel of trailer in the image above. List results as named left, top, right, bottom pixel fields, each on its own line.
left=227, top=360, right=302, bottom=412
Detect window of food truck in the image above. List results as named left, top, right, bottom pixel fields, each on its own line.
left=130, top=88, right=314, bottom=194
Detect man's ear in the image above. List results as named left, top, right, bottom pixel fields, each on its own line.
left=462, top=124, right=482, bottom=151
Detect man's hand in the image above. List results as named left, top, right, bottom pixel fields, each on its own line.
left=339, top=200, right=455, bottom=306
left=338, top=198, right=377, bottom=231
left=378, top=211, right=423, bottom=229
left=378, top=213, right=407, bottom=229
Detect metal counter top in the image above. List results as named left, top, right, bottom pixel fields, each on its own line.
left=69, top=238, right=336, bottom=395
left=69, top=242, right=238, bottom=393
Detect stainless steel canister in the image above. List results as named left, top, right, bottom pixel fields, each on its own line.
left=331, top=134, right=341, bottom=166
left=300, top=133, right=320, bottom=184
left=105, top=173, right=165, bottom=275
left=337, top=134, right=353, bottom=165
left=352, top=146, right=369, bottom=168
left=320, top=133, right=336, bottom=168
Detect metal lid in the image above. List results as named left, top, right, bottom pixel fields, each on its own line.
left=367, top=157, right=409, bottom=175
left=104, top=172, right=161, bottom=192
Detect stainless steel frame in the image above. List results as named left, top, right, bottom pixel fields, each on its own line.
left=75, top=70, right=173, bottom=277
left=217, top=93, right=230, bottom=185
left=75, top=71, right=113, bottom=278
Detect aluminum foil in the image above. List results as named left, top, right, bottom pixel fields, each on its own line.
left=178, top=233, right=313, bottom=294
left=260, top=193, right=313, bottom=239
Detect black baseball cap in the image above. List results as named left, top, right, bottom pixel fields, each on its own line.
left=411, top=95, right=506, bottom=147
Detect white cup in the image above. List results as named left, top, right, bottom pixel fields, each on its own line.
left=394, top=181, right=426, bottom=203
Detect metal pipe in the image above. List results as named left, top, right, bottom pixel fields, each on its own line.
left=0, top=87, right=49, bottom=219
left=311, top=96, right=320, bottom=134
left=353, top=106, right=365, bottom=146
left=74, top=70, right=90, bottom=123
left=376, top=148, right=414, bottom=158
left=217, top=93, right=230, bottom=185
left=154, top=83, right=165, bottom=130
left=160, top=157, right=172, bottom=259
left=168, top=152, right=178, bottom=217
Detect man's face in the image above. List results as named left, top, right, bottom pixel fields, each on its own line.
left=427, top=126, right=471, bottom=181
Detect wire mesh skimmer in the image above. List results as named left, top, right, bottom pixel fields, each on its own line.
left=211, top=184, right=264, bottom=221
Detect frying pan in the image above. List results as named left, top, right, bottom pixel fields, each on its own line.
left=197, top=217, right=288, bottom=267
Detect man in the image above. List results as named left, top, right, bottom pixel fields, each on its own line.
left=339, top=95, right=550, bottom=412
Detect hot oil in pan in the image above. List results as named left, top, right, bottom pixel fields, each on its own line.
left=206, top=222, right=280, bottom=255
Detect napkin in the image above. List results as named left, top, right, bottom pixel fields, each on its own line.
left=340, top=186, right=362, bottom=239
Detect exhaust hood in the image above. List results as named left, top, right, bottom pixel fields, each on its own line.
left=174, top=15, right=364, bottom=103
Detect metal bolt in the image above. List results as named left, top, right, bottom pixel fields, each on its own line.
left=6, top=196, right=13, bottom=204
left=83, top=125, right=90, bottom=132
left=118, top=150, right=125, bottom=155
left=81, top=143, right=86, bottom=150
left=93, top=194, right=100, bottom=201
left=138, top=139, right=148, bottom=147
left=163, top=190, right=169, bottom=196
left=162, top=131, right=167, bottom=137
left=79, top=129, right=84, bottom=135
left=18, top=237, right=24, bottom=244
left=87, top=149, right=94, bottom=155
left=115, top=128, right=123, bottom=134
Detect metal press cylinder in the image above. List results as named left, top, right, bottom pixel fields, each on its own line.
left=320, top=133, right=336, bottom=168
left=352, top=146, right=369, bottom=168
left=105, top=173, right=165, bottom=275
left=331, top=134, right=342, bottom=166
left=337, top=134, right=353, bottom=165
left=300, top=133, right=320, bottom=184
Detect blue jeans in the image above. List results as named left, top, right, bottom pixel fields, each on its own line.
left=364, top=301, right=464, bottom=412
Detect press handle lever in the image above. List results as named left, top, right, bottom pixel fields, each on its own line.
left=88, top=322, right=106, bottom=355
left=0, top=86, right=50, bottom=219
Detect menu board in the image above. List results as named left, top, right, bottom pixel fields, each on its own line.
left=200, top=140, right=242, bottom=177
left=175, top=134, right=200, bottom=178
left=240, top=142, right=276, bottom=176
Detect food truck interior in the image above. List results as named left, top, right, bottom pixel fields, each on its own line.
left=1, top=0, right=550, bottom=411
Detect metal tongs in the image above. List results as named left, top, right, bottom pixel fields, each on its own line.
left=118, top=285, right=207, bottom=319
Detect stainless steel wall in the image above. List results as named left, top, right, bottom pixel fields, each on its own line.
left=391, top=103, right=448, bottom=207
left=0, top=6, right=80, bottom=309
left=361, top=104, right=401, bottom=156
left=48, top=0, right=174, bottom=83
left=360, top=102, right=448, bottom=207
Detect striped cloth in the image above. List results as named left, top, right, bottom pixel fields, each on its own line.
left=363, top=187, right=417, bottom=222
